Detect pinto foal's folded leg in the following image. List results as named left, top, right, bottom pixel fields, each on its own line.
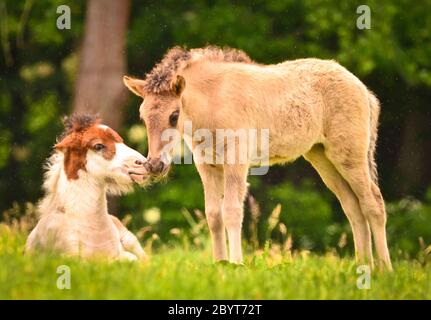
left=110, top=215, right=147, bottom=260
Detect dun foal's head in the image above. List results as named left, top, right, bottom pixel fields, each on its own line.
left=55, top=114, right=149, bottom=192
left=123, top=75, right=185, bottom=177
left=123, top=46, right=252, bottom=178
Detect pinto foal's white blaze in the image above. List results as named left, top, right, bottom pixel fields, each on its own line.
left=26, top=116, right=148, bottom=261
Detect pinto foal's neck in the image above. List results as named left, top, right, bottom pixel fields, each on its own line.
left=40, top=153, right=110, bottom=223
left=60, top=171, right=108, bottom=218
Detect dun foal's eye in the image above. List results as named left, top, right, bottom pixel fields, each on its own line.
left=169, top=111, right=179, bottom=127
left=93, top=143, right=105, bottom=151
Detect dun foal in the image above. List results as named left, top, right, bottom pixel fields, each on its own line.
left=26, top=115, right=148, bottom=261
left=124, top=46, right=392, bottom=270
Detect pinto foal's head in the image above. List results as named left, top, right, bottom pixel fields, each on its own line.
left=55, top=114, right=148, bottom=193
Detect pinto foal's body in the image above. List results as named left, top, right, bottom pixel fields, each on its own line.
left=124, top=46, right=392, bottom=270
left=26, top=115, right=147, bottom=261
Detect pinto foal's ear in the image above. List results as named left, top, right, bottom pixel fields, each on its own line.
left=171, top=75, right=185, bottom=97
left=54, top=134, right=75, bottom=152
left=123, top=76, right=146, bottom=98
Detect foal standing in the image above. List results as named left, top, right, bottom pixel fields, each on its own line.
left=26, top=115, right=148, bottom=261
left=124, top=46, right=392, bottom=270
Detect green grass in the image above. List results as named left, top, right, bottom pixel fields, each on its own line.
left=0, top=227, right=430, bottom=300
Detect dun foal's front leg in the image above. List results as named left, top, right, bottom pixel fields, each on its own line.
left=222, top=164, right=249, bottom=264
left=196, top=164, right=228, bottom=261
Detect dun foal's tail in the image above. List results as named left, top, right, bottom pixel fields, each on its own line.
left=367, top=91, right=381, bottom=184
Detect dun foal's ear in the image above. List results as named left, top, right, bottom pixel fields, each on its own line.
left=171, top=75, right=186, bottom=97
left=123, top=76, right=146, bottom=98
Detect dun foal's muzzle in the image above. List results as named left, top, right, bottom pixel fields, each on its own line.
left=145, top=157, right=168, bottom=176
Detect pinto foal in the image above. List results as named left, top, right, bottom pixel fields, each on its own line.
left=26, top=115, right=148, bottom=261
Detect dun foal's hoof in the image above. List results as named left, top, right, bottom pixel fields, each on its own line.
left=215, top=260, right=246, bottom=268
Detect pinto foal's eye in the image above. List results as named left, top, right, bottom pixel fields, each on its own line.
left=93, top=143, right=105, bottom=151
left=169, top=111, right=179, bottom=127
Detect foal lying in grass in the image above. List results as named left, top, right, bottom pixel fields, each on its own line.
left=26, top=114, right=148, bottom=261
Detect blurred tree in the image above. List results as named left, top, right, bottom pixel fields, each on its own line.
left=73, top=0, right=131, bottom=213
left=73, top=0, right=130, bottom=130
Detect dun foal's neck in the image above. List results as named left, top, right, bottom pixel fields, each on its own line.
left=180, top=62, right=221, bottom=120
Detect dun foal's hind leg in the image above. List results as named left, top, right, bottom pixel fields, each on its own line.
left=304, top=145, right=373, bottom=266
left=222, top=164, right=249, bottom=264
left=325, top=148, right=392, bottom=271
left=196, top=164, right=228, bottom=261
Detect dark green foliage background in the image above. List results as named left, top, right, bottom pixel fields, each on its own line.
left=1, top=0, right=430, bottom=258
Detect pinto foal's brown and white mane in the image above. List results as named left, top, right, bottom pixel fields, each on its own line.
left=26, top=115, right=148, bottom=261
left=124, top=46, right=393, bottom=270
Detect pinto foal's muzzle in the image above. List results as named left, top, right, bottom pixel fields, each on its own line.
left=123, top=155, right=148, bottom=184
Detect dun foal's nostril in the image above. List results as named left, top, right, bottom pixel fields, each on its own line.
left=157, top=162, right=165, bottom=173
left=143, top=161, right=152, bottom=171
left=145, top=157, right=166, bottom=174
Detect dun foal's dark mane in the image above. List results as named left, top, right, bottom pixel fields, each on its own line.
left=143, top=46, right=253, bottom=94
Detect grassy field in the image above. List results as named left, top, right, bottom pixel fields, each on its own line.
left=0, top=226, right=430, bottom=300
